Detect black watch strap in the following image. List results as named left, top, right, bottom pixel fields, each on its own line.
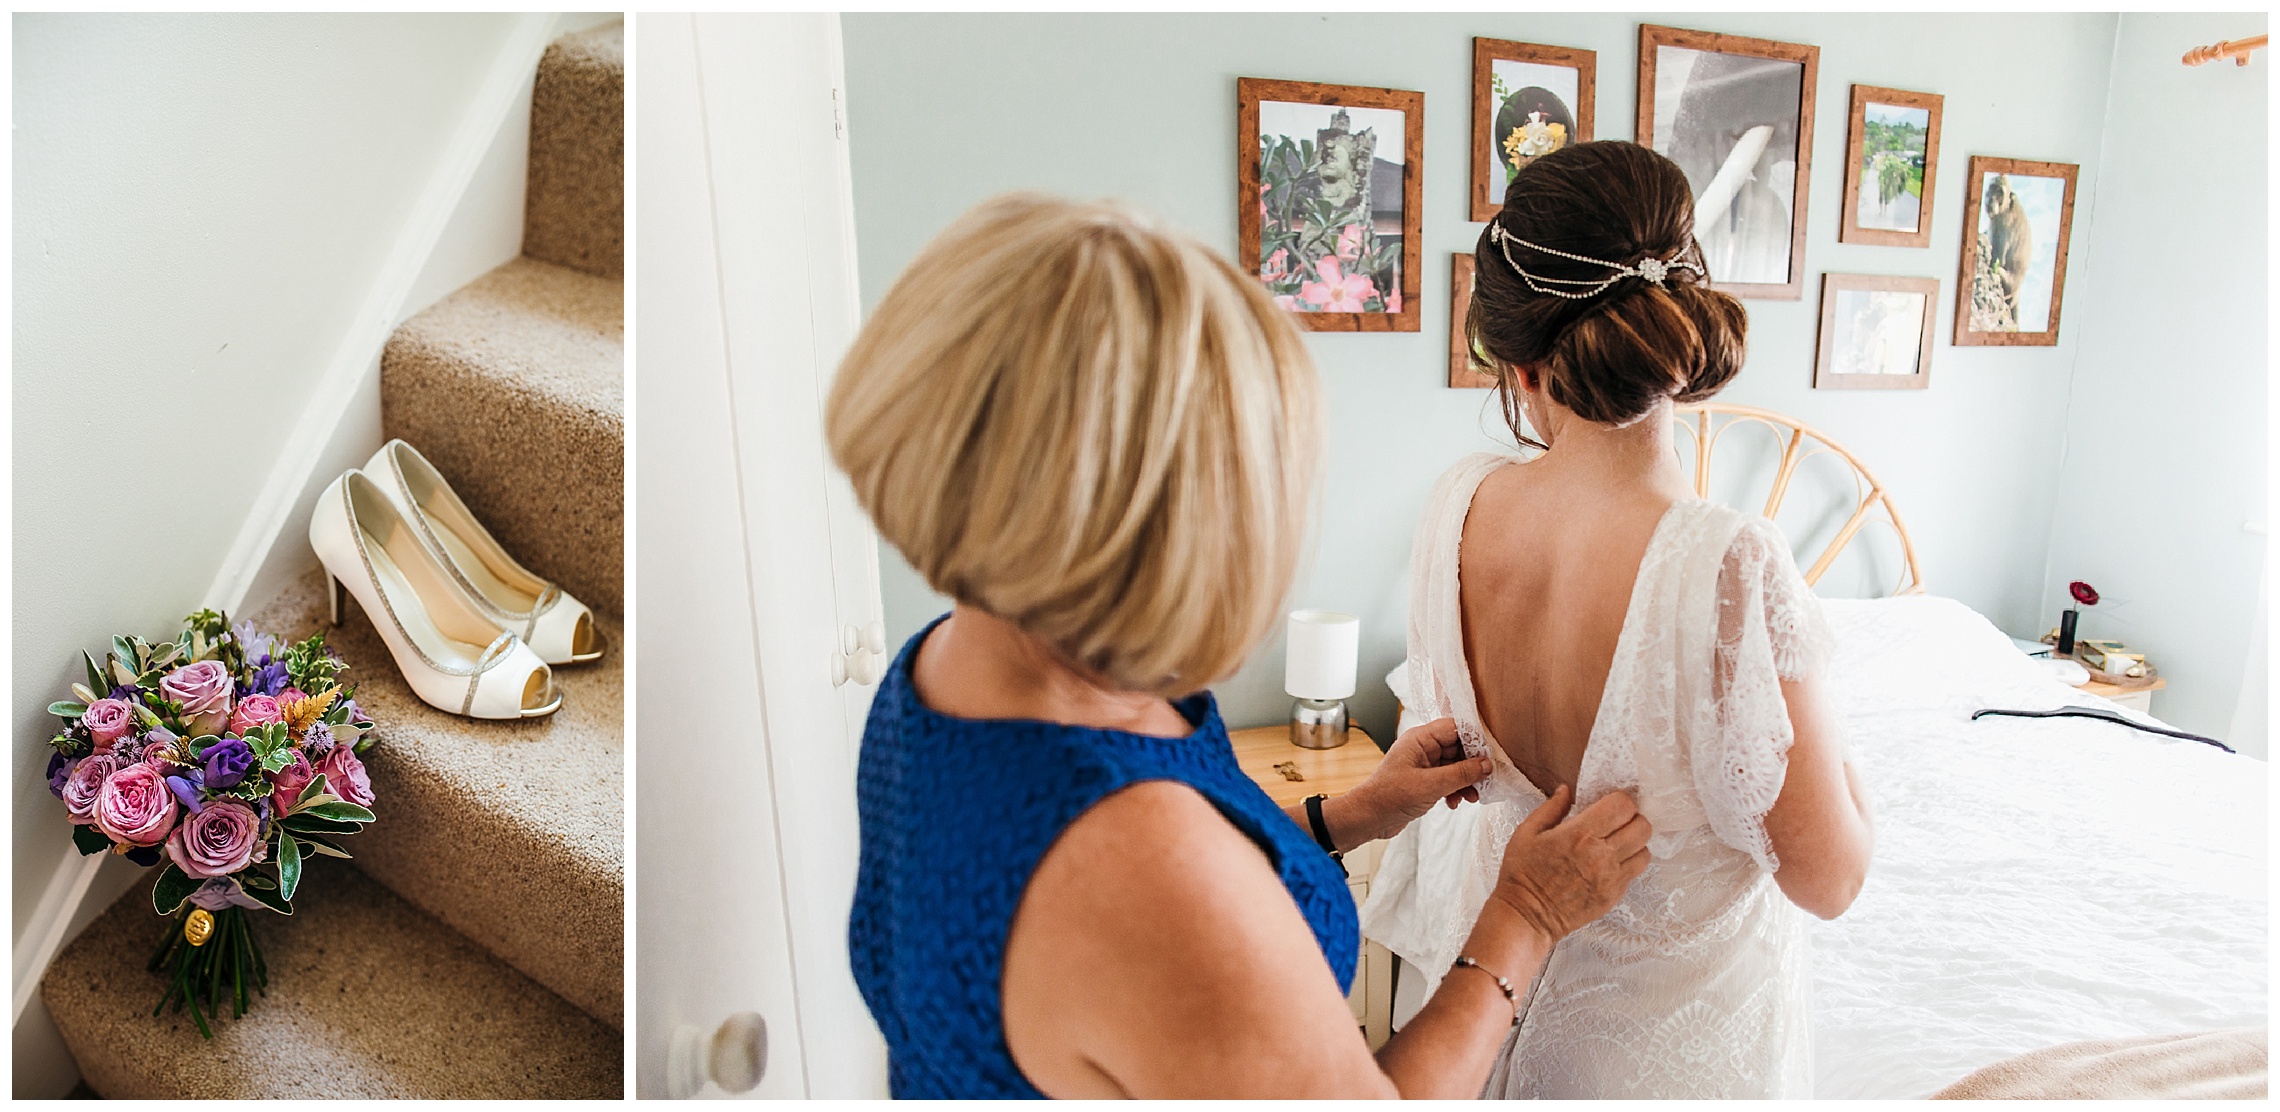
left=1304, top=793, right=1347, bottom=877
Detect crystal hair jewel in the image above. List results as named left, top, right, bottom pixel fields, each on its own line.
left=1488, top=222, right=1704, bottom=300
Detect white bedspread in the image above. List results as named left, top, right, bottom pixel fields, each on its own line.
left=1809, top=596, right=2267, bottom=1098
left=1375, top=595, right=2267, bottom=1098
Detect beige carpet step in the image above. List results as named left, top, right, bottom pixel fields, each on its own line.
left=43, top=861, right=619, bottom=1099
left=242, top=568, right=623, bottom=1028
left=524, top=20, right=622, bottom=280
left=381, top=255, right=622, bottom=615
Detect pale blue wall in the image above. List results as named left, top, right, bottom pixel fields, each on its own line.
left=841, top=13, right=2250, bottom=743
left=2040, top=13, right=2268, bottom=750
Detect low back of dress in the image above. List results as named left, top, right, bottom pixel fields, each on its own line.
left=1362, top=451, right=1834, bottom=1098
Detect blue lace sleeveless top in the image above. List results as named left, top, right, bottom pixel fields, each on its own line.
left=848, top=615, right=1358, bottom=1098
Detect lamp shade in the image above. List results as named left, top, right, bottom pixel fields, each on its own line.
left=1284, top=610, right=1359, bottom=700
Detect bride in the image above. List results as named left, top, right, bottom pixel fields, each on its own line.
left=1360, top=141, right=1875, bottom=1099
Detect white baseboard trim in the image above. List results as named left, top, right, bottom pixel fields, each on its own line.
left=10, top=13, right=559, bottom=1032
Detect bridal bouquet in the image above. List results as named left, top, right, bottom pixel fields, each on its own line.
left=43, top=608, right=379, bottom=1037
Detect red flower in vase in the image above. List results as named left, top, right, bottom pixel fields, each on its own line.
left=2069, top=581, right=2100, bottom=607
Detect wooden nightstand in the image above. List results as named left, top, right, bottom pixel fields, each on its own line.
left=1227, top=725, right=1397, bottom=1051
left=2078, top=675, right=2165, bottom=715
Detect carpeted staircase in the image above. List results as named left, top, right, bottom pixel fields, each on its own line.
left=43, top=21, right=625, bottom=1099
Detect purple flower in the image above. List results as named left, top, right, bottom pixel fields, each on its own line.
left=202, top=737, right=255, bottom=790
left=343, top=698, right=371, bottom=726
left=301, top=722, right=336, bottom=759
left=230, top=620, right=280, bottom=663
left=242, top=659, right=290, bottom=698
left=47, top=753, right=72, bottom=799
left=166, top=771, right=206, bottom=815
left=187, top=877, right=265, bottom=911
left=166, top=798, right=261, bottom=878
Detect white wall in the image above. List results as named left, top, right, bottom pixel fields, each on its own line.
left=2041, top=13, right=2268, bottom=750
left=10, top=13, right=528, bottom=1095
left=843, top=13, right=2148, bottom=739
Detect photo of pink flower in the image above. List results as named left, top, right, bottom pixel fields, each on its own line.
left=1299, top=257, right=1379, bottom=313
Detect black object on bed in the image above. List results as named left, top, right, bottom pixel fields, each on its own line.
left=1970, top=705, right=2235, bottom=753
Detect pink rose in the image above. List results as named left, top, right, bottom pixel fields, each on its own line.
left=81, top=699, right=139, bottom=750
left=316, top=745, right=374, bottom=809
left=159, top=660, right=234, bottom=736
left=166, top=798, right=261, bottom=879
left=278, top=688, right=306, bottom=707
left=94, top=762, right=178, bottom=846
left=61, top=753, right=121, bottom=825
left=271, top=749, right=315, bottom=807
left=228, top=693, right=283, bottom=736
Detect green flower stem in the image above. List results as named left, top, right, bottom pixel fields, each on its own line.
left=148, top=907, right=265, bottom=1039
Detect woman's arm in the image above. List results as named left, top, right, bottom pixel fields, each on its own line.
left=1761, top=674, right=1874, bottom=919
left=1280, top=717, right=1489, bottom=852
left=1003, top=779, right=1648, bottom=1097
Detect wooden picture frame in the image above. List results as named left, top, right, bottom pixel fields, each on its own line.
left=1636, top=24, right=1819, bottom=300
left=1954, top=156, right=2079, bottom=347
left=1814, top=273, right=1938, bottom=389
left=1840, top=85, right=1944, bottom=247
left=1448, top=253, right=1498, bottom=388
left=1238, top=77, right=1424, bottom=332
left=1470, top=38, right=1596, bottom=223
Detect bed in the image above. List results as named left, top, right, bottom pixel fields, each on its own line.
left=1375, top=405, right=2267, bottom=1098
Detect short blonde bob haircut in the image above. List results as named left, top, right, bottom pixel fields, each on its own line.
left=825, top=194, right=1321, bottom=697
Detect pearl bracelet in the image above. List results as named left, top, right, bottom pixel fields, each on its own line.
left=1449, top=955, right=1522, bottom=1026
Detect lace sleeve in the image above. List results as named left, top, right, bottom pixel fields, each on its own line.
left=1698, top=521, right=1832, bottom=871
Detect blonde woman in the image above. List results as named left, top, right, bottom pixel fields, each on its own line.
left=826, top=194, right=1651, bottom=1098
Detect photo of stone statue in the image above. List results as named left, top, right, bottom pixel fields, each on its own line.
left=1256, top=100, right=1407, bottom=314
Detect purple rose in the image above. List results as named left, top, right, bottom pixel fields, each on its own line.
left=166, top=798, right=260, bottom=879
left=202, top=736, right=255, bottom=790
left=271, top=749, right=315, bottom=806
left=81, top=699, right=139, bottom=750
left=160, top=660, right=234, bottom=736
left=316, top=745, right=374, bottom=808
left=61, top=752, right=121, bottom=825
left=47, top=753, right=72, bottom=799
left=94, top=762, right=177, bottom=846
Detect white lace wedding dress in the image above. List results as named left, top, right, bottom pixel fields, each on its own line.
left=1360, top=452, right=1835, bottom=1099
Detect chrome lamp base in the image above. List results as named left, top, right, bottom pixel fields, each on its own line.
left=1289, top=698, right=1350, bottom=750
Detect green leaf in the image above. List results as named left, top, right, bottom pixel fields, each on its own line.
left=112, top=636, right=140, bottom=675
left=48, top=701, right=87, bottom=718
left=298, top=801, right=374, bottom=824
left=294, top=833, right=353, bottom=860
left=152, top=865, right=199, bottom=915
left=83, top=651, right=107, bottom=697
left=295, top=774, right=333, bottom=812
left=239, top=881, right=292, bottom=916
left=188, top=734, right=220, bottom=758
left=239, top=871, right=277, bottom=890
left=281, top=814, right=362, bottom=836
left=72, top=824, right=114, bottom=856
left=261, top=748, right=292, bottom=773
left=108, top=656, right=134, bottom=689
left=276, top=832, right=302, bottom=902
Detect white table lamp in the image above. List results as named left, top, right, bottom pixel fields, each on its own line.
left=1285, top=610, right=1359, bottom=749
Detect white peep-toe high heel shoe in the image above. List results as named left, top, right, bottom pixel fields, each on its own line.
left=309, top=470, right=561, bottom=719
left=361, top=439, right=604, bottom=666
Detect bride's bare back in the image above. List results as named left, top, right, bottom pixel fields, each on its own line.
left=1457, top=430, right=1694, bottom=796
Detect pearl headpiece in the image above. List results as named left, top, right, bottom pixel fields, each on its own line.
left=1488, top=222, right=1703, bottom=300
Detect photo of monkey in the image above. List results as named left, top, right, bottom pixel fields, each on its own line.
left=1954, top=156, right=2078, bottom=346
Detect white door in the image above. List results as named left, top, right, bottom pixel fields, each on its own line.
left=634, top=13, right=888, bottom=1099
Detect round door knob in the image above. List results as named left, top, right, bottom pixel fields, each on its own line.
left=667, top=1011, right=768, bottom=1097
left=860, top=620, right=886, bottom=654
left=846, top=648, right=885, bottom=686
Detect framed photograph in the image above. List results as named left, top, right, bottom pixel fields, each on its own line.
left=1841, top=85, right=1943, bottom=247
left=1636, top=24, right=1819, bottom=300
left=1471, top=38, right=1595, bottom=222
left=1448, top=253, right=1498, bottom=388
left=1238, top=77, right=1424, bottom=332
left=1954, top=156, right=2079, bottom=346
left=1814, top=274, right=1938, bottom=389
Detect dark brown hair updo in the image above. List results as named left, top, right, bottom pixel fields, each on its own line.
left=1469, top=141, right=1746, bottom=442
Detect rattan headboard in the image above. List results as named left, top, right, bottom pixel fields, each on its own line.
left=1673, top=403, right=1925, bottom=597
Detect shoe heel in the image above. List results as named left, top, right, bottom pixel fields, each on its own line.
left=328, top=575, right=342, bottom=627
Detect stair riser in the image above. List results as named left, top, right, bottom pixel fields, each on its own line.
left=379, top=349, right=623, bottom=616
left=524, top=28, right=623, bottom=280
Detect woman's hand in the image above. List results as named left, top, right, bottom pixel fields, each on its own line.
left=1489, top=784, right=1652, bottom=941
left=1333, top=718, right=1492, bottom=847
